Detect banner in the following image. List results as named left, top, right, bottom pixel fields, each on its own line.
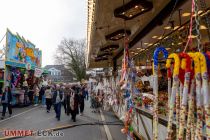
left=34, top=68, right=43, bottom=77
left=6, top=29, right=42, bottom=68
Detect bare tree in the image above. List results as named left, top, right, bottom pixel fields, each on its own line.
left=55, top=38, right=86, bottom=81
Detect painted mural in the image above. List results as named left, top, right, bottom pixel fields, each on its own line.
left=6, top=29, right=42, bottom=68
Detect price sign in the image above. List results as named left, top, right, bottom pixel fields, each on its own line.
left=25, top=63, right=31, bottom=70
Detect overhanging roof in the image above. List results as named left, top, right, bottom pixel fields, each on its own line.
left=86, top=0, right=209, bottom=68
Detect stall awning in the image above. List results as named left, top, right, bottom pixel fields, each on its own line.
left=42, top=69, right=49, bottom=74
left=5, top=61, right=40, bottom=70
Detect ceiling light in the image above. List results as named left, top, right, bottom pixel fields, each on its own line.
left=144, top=42, right=149, bottom=45
left=178, top=26, right=185, bottom=31
left=100, top=45, right=119, bottom=52
left=114, top=0, right=153, bottom=20
left=148, top=43, right=153, bottom=46
left=174, top=26, right=179, bottom=30
left=105, top=29, right=131, bottom=41
left=200, top=25, right=208, bottom=30
left=182, top=12, right=191, bottom=17
left=193, top=11, right=203, bottom=17
left=188, top=35, right=197, bottom=39
left=164, top=26, right=171, bottom=30
left=201, top=10, right=209, bottom=17
left=178, top=42, right=182, bottom=45
left=152, top=36, right=158, bottom=39
left=137, top=48, right=141, bottom=50
left=158, top=36, right=163, bottom=40
left=135, top=53, right=138, bottom=55
left=172, top=43, right=175, bottom=45
left=198, top=10, right=203, bottom=14
left=166, top=48, right=171, bottom=50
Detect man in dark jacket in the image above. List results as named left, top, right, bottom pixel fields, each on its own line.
left=1, top=86, right=12, bottom=119
left=52, top=85, right=64, bottom=121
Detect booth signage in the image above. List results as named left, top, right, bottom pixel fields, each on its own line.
left=34, top=68, right=43, bottom=77
left=6, top=29, right=42, bottom=67
left=25, top=63, right=31, bottom=70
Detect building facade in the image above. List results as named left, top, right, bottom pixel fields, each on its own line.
left=44, top=65, right=74, bottom=83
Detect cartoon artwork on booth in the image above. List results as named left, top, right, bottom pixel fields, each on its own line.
left=10, top=68, right=21, bottom=89
left=6, top=29, right=42, bottom=67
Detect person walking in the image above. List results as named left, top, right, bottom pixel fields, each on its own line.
left=53, top=85, right=64, bottom=121
left=34, top=85, right=39, bottom=106
left=84, top=85, right=89, bottom=101
left=63, top=85, right=71, bottom=115
left=61, top=86, right=67, bottom=114
left=45, top=86, right=52, bottom=113
left=69, top=87, right=79, bottom=122
left=28, top=85, right=34, bottom=105
left=79, top=90, right=85, bottom=115
left=1, top=86, right=12, bottom=120
left=39, top=85, right=46, bottom=107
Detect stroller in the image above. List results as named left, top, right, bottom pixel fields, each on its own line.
left=91, top=95, right=103, bottom=113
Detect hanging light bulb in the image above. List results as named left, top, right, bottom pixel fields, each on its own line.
left=200, top=25, right=208, bottom=30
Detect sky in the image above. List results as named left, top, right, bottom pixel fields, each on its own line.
left=0, top=0, right=86, bottom=67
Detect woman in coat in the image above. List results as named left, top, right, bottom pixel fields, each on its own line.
left=79, top=90, right=85, bottom=115
left=69, top=87, right=79, bottom=122
left=1, top=86, right=12, bottom=119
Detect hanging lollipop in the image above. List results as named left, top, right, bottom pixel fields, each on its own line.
left=165, top=53, right=180, bottom=139
left=178, top=52, right=193, bottom=139
left=152, top=47, right=168, bottom=140
left=179, top=53, right=195, bottom=140
left=188, top=52, right=203, bottom=139
left=196, top=52, right=210, bottom=139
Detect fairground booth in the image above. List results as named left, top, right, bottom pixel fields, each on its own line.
left=4, top=29, right=42, bottom=106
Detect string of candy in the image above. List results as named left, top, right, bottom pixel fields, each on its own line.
left=178, top=53, right=192, bottom=139
left=197, top=52, right=210, bottom=139
left=152, top=47, right=168, bottom=140
left=165, top=53, right=180, bottom=139
left=186, top=79, right=195, bottom=139
left=188, top=52, right=203, bottom=139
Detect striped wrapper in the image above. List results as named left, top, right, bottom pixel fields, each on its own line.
left=186, top=80, right=195, bottom=139
left=195, top=107, right=203, bottom=139
left=204, top=106, right=210, bottom=139
left=178, top=105, right=187, bottom=139
left=176, top=88, right=180, bottom=139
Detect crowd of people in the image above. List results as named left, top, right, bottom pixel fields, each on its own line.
left=0, top=82, right=89, bottom=122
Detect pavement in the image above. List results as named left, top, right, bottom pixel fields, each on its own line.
left=0, top=100, right=127, bottom=140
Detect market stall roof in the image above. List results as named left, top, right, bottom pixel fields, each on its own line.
left=86, top=0, right=185, bottom=68
left=87, top=0, right=210, bottom=68
left=42, top=69, right=49, bottom=74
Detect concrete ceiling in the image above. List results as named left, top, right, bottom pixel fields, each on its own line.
left=87, top=0, right=210, bottom=68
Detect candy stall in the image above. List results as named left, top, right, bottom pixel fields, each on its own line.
left=4, top=29, right=42, bottom=106
left=87, top=0, right=210, bottom=139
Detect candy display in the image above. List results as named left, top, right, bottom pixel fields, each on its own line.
left=98, top=0, right=210, bottom=139
left=153, top=47, right=168, bottom=140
